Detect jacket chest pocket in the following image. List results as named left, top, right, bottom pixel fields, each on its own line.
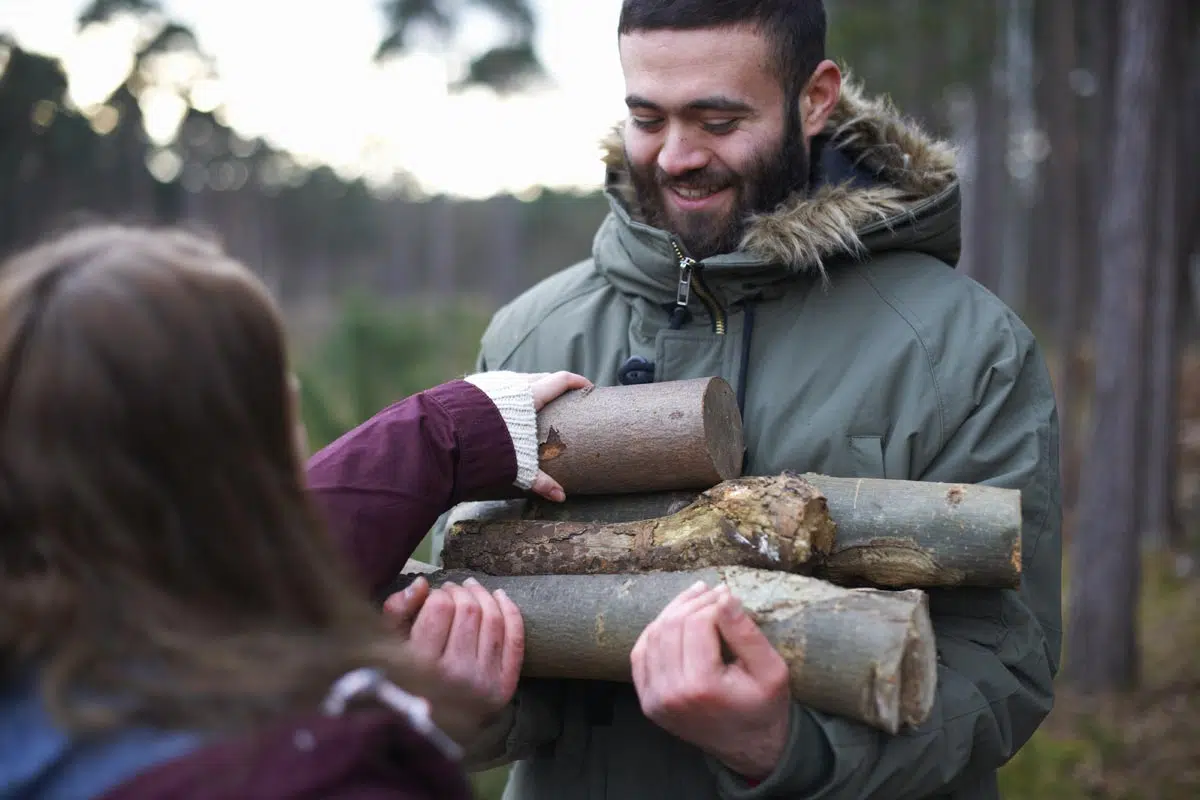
left=844, top=434, right=887, bottom=479
left=653, top=329, right=735, bottom=384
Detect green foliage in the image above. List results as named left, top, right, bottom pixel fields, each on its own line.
left=999, top=735, right=1093, bottom=799
left=471, top=766, right=512, bottom=799
left=294, top=291, right=492, bottom=452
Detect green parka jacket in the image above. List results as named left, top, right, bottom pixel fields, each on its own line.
left=438, top=81, right=1063, bottom=800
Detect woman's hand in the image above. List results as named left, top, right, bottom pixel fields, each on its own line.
left=384, top=576, right=524, bottom=721
left=526, top=371, right=592, bottom=503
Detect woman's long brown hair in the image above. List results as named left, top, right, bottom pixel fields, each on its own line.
left=0, top=224, right=467, bottom=737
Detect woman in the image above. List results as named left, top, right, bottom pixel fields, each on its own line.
left=0, top=223, right=590, bottom=798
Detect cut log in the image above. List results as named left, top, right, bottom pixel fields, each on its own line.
left=390, top=563, right=937, bottom=734
left=533, top=377, right=744, bottom=495
left=442, top=475, right=835, bottom=576
left=444, top=472, right=1022, bottom=589
left=806, top=474, right=1021, bottom=589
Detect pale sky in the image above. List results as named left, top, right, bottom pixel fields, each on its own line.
left=1, top=0, right=630, bottom=197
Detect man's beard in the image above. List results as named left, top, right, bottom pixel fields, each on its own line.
left=627, top=117, right=810, bottom=261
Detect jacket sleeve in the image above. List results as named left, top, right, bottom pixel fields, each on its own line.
left=419, top=354, right=568, bottom=772
left=710, top=318, right=1063, bottom=798
left=306, top=380, right=519, bottom=598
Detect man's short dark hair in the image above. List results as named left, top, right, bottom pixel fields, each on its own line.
left=617, top=0, right=827, bottom=95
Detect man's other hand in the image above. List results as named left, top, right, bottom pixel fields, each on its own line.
left=631, top=582, right=791, bottom=781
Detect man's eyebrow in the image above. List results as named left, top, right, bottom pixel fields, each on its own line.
left=624, top=94, right=753, bottom=114
left=625, top=94, right=661, bottom=110
left=686, top=96, right=754, bottom=113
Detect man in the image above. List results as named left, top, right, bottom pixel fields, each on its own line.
left=396, top=1, right=1063, bottom=798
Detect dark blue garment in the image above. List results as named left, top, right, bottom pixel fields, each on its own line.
left=0, top=673, right=201, bottom=799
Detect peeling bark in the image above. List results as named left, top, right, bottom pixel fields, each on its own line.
left=443, top=474, right=835, bottom=576
left=446, top=473, right=1022, bottom=589
left=392, top=562, right=937, bottom=734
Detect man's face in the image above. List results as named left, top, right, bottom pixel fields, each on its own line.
left=619, top=26, right=808, bottom=260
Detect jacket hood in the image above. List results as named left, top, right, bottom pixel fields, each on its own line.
left=594, top=77, right=962, bottom=301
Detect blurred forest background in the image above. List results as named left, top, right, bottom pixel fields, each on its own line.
left=2, top=0, right=1199, bottom=797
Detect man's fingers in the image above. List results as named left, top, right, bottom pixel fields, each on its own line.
left=681, top=603, right=725, bottom=687
left=644, top=585, right=723, bottom=694
left=382, top=576, right=430, bottom=633
left=530, top=371, right=593, bottom=411
left=494, top=588, right=526, bottom=698
left=530, top=471, right=566, bottom=503
left=657, top=581, right=712, bottom=619
left=713, top=591, right=786, bottom=684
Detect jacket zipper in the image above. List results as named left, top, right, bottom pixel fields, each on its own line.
left=670, top=239, right=727, bottom=335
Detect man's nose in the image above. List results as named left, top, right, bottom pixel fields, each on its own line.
left=657, top=128, right=710, bottom=176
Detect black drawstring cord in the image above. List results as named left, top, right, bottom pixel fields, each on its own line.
left=737, top=299, right=757, bottom=415
left=737, top=299, right=757, bottom=474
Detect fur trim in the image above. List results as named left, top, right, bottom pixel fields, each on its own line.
left=600, top=76, right=958, bottom=273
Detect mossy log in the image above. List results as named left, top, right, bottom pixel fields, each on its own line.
left=442, top=474, right=835, bottom=576
left=533, top=376, right=745, bottom=495
left=392, top=562, right=937, bottom=734
left=443, top=472, right=1022, bottom=589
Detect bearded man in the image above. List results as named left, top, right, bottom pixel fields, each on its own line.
left=402, top=1, right=1062, bottom=798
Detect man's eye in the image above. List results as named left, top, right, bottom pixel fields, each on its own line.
left=702, top=119, right=739, bottom=134
left=631, top=117, right=664, bottom=130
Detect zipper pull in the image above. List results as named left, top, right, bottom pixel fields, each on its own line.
left=675, top=255, right=695, bottom=309
left=672, top=239, right=696, bottom=311
left=670, top=243, right=696, bottom=329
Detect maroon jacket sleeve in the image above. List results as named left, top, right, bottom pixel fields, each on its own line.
left=306, top=379, right=517, bottom=596
left=99, top=711, right=474, bottom=800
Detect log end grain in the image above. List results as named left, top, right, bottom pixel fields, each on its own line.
left=898, top=589, right=938, bottom=728
left=702, top=377, right=746, bottom=481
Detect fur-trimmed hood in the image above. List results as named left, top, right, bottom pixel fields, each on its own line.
left=596, top=78, right=962, bottom=283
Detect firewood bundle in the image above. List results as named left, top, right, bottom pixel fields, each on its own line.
left=395, top=378, right=1022, bottom=734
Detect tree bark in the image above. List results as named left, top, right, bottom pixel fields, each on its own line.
left=392, top=563, right=937, bottom=735
left=1067, top=0, right=1168, bottom=694
left=535, top=377, right=744, bottom=495
left=444, top=474, right=835, bottom=576
left=445, top=473, right=1023, bottom=589
left=1140, top=1, right=1187, bottom=549
left=1046, top=0, right=1083, bottom=509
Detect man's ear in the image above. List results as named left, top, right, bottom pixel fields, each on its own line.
left=800, top=60, right=842, bottom=140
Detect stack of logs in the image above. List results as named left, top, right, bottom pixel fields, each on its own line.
left=394, top=378, right=1022, bottom=735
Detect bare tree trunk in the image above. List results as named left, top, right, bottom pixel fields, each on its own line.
left=1067, top=0, right=1168, bottom=693
left=489, top=193, right=522, bottom=303
left=1075, top=0, right=1122, bottom=398
left=427, top=195, right=456, bottom=296
left=1141, top=3, right=1188, bottom=549
left=966, top=4, right=1007, bottom=293
left=1047, top=0, right=1083, bottom=509
left=998, top=0, right=1036, bottom=314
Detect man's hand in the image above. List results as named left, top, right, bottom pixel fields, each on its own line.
left=383, top=575, right=524, bottom=717
left=631, top=582, right=791, bottom=780
left=526, top=371, right=592, bottom=503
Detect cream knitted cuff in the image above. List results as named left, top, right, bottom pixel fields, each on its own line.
left=464, top=371, right=539, bottom=490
